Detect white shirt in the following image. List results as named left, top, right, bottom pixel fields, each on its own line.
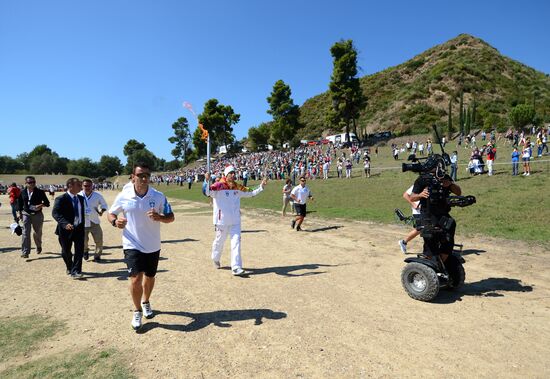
left=79, top=190, right=108, bottom=227
left=204, top=184, right=263, bottom=226
left=291, top=184, right=312, bottom=204
left=406, top=185, right=421, bottom=215
left=109, top=186, right=172, bottom=253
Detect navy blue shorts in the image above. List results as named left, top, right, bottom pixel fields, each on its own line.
left=295, top=203, right=307, bottom=217
left=124, top=249, right=160, bottom=277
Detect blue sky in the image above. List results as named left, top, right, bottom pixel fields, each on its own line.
left=1, top=0, right=549, bottom=163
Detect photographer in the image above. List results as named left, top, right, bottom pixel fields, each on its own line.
left=409, top=158, right=461, bottom=261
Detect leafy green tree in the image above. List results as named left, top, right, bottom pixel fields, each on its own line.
left=123, top=139, right=157, bottom=173
left=247, top=122, right=271, bottom=151
left=198, top=99, right=239, bottom=151
left=509, top=104, right=536, bottom=129
left=67, top=158, right=99, bottom=177
left=458, top=91, right=464, bottom=135
left=447, top=96, right=455, bottom=139
left=168, top=117, right=192, bottom=164
left=98, top=155, right=123, bottom=177
left=267, top=80, right=300, bottom=147
left=0, top=156, right=24, bottom=174
left=327, top=39, right=366, bottom=141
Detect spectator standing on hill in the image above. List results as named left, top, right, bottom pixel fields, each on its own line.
left=486, top=143, right=496, bottom=176
left=79, top=179, right=108, bottom=262
left=187, top=175, right=193, bottom=190
left=363, top=155, right=371, bottom=178
left=345, top=159, right=353, bottom=178
left=204, top=167, right=266, bottom=277
left=511, top=147, right=520, bottom=176
left=450, top=151, right=458, bottom=182
left=8, top=182, right=21, bottom=222
left=522, top=140, right=532, bottom=176
left=337, top=161, right=343, bottom=178
left=108, top=163, right=175, bottom=331
left=290, top=176, right=314, bottom=232
left=17, top=176, right=50, bottom=258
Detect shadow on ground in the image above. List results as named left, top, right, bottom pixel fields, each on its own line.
left=138, top=308, right=287, bottom=333
left=434, top=277, right=534, bottom=304
left=245, top=263, right=337, bottom=277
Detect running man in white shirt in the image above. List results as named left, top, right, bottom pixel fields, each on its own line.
left=203, top=166, right=267, bottom=276
left=108, top=163, right=175, bottom=332
left=290, top=176, right=314, bottom=231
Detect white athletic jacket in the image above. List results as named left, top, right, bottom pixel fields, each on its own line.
left=204, top=184, right=263, bottom=226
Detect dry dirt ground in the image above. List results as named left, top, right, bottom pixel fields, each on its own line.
left=0, top=191, right=549, bottom=378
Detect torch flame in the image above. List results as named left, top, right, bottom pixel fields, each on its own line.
left=199, top=123, right=209, bottom=141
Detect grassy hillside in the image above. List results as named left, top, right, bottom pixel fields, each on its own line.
left=298, top=34, right=550, bottom=139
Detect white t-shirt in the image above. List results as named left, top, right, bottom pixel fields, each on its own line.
left=109, top=186, right=172, bottom=253
left=79, top=190, right=108, bottom=227
left=406, top=185, right=421, bottom=215
left=291, top=185, right=312, bottom=204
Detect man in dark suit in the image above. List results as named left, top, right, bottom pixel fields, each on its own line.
left=52, top=178, right=86, bottom=279
left=17, top=176, right=50, bottom=258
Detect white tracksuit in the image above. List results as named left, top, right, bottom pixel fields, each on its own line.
left=204, top=184, right=263, bottom=270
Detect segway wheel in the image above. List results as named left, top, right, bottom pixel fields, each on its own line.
left=401, top=262, right=440, bottom=301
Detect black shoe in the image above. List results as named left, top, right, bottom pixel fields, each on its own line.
left=83, top=251, right=89, bottom=261
left=291, top=220, right=296, bottom=229
left=21, top=253, right=29, bottom=258
left=296, top=226, right=302, bottom=231
left=93, top=255, right=101, bottom=262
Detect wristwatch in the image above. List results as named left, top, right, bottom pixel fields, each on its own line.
left=111, top=218, right=117, bottom=227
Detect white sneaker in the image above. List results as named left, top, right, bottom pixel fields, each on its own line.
left=232, top=267, right=246, bottom=276
left=141, top=301, right=153, bottom=319
left=213, top=260, right=221, bottom=269
left=398, top=240, right=407, bottom=254
left=131, top=311, right=142, bottom=331
left=526, top=173, right=530, bottom=176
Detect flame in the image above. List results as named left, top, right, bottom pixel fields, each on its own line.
left=199, top=123, right=209, bottom=141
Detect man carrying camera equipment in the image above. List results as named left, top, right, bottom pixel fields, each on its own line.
left=407, top=155, right=462, bottom=261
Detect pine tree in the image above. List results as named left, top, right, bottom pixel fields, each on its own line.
left=447, top=96, right=454, bottom=139
left=459, top=91, right=464, bottom=135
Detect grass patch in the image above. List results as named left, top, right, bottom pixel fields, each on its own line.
left=159, top=141, right=549, bottom=244
left=1, top=349, right=134, bottom=379
left=0, top=316, right=65, bottom=363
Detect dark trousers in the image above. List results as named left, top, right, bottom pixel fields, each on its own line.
left=59, top=224, right=85, bottom=274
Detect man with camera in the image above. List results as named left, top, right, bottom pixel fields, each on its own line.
left=407, top=155, right=462, bottom=261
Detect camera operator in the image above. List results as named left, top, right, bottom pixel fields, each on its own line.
left=409, top=158, right=461, bottom=262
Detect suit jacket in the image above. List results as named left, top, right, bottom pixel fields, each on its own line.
left=52, top=193, right=85, bottom=236
left=17, top=187, right=50, bottom=214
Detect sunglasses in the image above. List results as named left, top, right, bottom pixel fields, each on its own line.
left=26, top=181, right=36, bottom=184
left=136, top=173, right=151, bottom=179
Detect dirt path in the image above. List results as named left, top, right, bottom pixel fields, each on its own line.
left=1, top=191, right=549, bottom=378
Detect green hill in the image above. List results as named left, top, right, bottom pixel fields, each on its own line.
left=298, top=34, right=550, bottom=139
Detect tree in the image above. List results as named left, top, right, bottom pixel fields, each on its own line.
left=67, top=158, right=99, bottom=177
left=198, top=99, right=240, bottom=151
left=267, top=80, right=300, bottom=147
left=458, top=91, right=464, bottom=135
left=98, top=155, right=123, bottom=177
left=247, top=122, right=271, bottom=151
left=123, top=139, right=157, bottom=173
left=168, top=117, right=192, bottom=164
left=0, top=155, right=24, bottom=174
left=509, top=104, right=536, bottom=129
left=447, top=96, right=455, bottom=139
left=327, top=39, right=366, bottom=142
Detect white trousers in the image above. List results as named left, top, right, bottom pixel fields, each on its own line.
left=212, top=224, right=242, bottom=270
left=487, top=160, right=494, bottom=175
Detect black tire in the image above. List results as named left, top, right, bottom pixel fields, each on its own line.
left=445, top=254, right=465, bottom=289
left=401, top=262, right=440, bottom=301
